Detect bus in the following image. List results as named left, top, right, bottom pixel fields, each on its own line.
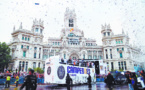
left=44, top=56, right=96, bottom=85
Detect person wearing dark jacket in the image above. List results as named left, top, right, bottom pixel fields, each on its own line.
left=141, top=70, right=145, bottom=84
left=126, top=73, right=134, bottom=90
left=67, top=58, right=72, bottom=64
left=107, top=72, right=114, bottom=90
left=66, top=73, right=71, bottom=90
left=20, top=69, right=37, bottom=90
left=61, top=58, right=64, bottom=63
left=131, top=73, right=138, bottom=90
left=87, top=74, right=92, bottom=88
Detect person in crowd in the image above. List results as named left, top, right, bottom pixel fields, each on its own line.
left=77, top=59, right=79, bottom=65
left=107, top=72, right=114, bottom=90
left=140, top=70, right=145, bottom=85
left=5, top=74, right=11, bottom=88
left=66, top=73, right=71, bottom=90
left=87, top=74, right=92, bottom=88
left=33, top=73, right=38, bottom=88
left=141, top=70, right=145, bottom=83
left=87, top=62, right=89, bottom=68
left=61, top=58, right=64, bottom=63
left=15, top=75, right=19, bottom=87
left=20, top=69, right=37, bottom=90
left=89, top=62, right=92, bottom=68
left=75, top=59, right=78, bottom=66
left=131, top=73, right=138, bottom=90
left=81, top=59, right=84, bottom=67
left=67, top=58, right=72, bottom=64
left=73, top=59, right=76, bottom=66
left=126, top=72, right=133, bottom=90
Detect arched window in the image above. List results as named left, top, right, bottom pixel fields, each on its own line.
left=25, top=62, right=28, bottom=72
left=94, top=55, right=97, bottom=59
left=69, top=19, right=73, bottom=27
left=38, top=62, right=40, bottom=68
left=83, top=54, right=85, bottom=59
left=88, top=55, right=92, bottom=59
left=22, top=61, right=25, bottom=71
left=19, top=61, right=21, bottom=71
left=104, top=32, right=106, bottom=36
left=33, top=62, right=36, bottom=69
left=120, top=53, right=123, bottom=58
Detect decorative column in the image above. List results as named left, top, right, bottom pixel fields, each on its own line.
left=92, top=50, right=93, bottom=59
left=54, top=50, right=55, bottom=56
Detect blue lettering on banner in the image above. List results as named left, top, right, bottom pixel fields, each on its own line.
left=67, top=66, right=90, bottom=74
left=86, top=69, right=90, bottom=74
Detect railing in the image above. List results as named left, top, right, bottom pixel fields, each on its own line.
left=0, top=78, right=44, bottom=85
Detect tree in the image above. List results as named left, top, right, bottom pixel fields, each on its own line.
left=34, top=67, right=44, bottom=74
left=118, top=69, right=124, bottom=72
left=0, top=42, right=12, bottom=72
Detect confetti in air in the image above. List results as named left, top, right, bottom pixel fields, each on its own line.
left=35, top=3, right=39, bottom=5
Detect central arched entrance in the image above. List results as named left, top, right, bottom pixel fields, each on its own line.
left=70, top=53, right=79, bottom=60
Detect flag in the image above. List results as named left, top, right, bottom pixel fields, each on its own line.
left=70, top=28, right=74, bottom=32
left=35, top=3, right=39, bottom=5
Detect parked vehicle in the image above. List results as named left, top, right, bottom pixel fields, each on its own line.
left=104, top=71, right=127, bottom=85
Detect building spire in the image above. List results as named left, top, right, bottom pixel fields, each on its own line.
left=107, top=24, right=110, bottom=29
left=82, top=31, right=84, bottom=37
left=13, top=25, right=15, bottom=32
left=122, top=29, right=124, bottom=34
left=19, top=22, right=22, bottom=29
left=126, top=31, right=128, bottom=36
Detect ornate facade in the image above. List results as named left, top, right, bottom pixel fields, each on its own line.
left=9, top=8, right=142, bottom=72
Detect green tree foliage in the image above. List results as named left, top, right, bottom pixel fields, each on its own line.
left=34, top=67, right=44, bottom=74
left=118, top=69, right=124, bottom=72
left=28, top=68, right=32, bottom=72
left=0, top=42, right=11, bottom=72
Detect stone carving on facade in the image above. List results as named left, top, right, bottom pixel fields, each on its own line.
left=82, top=31, right=84, bottom=37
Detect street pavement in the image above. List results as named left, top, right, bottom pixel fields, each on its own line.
left=0, top=82, right=129, bottom=90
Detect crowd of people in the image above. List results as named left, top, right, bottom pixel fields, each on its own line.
left=60, top=58, right=94, bottom=68
left=106, top=70, right=145, bottom=90
left=125, top=70, right=145, bottom=90
left=0, top=70, right=44, bottom=89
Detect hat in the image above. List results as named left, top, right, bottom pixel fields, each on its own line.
left=29, top=69, right=34, bottom=73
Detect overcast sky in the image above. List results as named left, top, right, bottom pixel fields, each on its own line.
left=0, top=0, right=145, bottom=47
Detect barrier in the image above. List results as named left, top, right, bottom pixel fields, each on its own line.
left=0, top=79, right=6, bottom=84
left=96, top=78, right=104, bottom=82
left=37, top=78, right=44, bottom=83
left=0, top=78, right=44, bottom=84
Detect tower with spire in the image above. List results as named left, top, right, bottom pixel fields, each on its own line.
left=64, top=7, right=77, bottom=29
left=32, top=19, right=44, bottom=34
left=101, top=24, right=113, bottom=38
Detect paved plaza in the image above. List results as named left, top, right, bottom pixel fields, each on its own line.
left=0, top=82, right=129, bottom=90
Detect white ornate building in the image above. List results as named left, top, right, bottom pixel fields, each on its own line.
left=101, top=24, right=142, bottom=72
left=9, top=8, right=142, bottom=72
